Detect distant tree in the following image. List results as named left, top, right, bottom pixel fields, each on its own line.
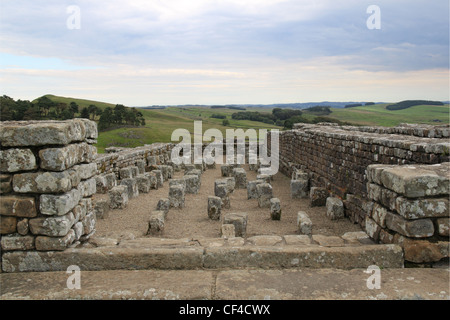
left=222, top=119, right=230, bottom=126
left=88, top=104, right=99, bottom=120
left=70, top=101, right=79, bottom=114
left=14, top=100, right=34, bottom=120
left=80, top=107, right=90, bottom=119
left=61, top=108, right=74, bottom=120
left=98, top=107, right=114, bottom=130
left=36, top=96, right=55, bottom=118
left=0, top=95, right=16, bottom=121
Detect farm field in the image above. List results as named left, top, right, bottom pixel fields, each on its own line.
left=37, top=95, right=449, bottom=153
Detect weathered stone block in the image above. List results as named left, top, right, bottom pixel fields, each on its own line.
left=148, top=210, right=165, bottom=234
left=385, top=212, right=434, bottom=238
left=292, top=169, right=308, bottom=181
left=215, top=180, right=231, bottom=209
left=371, top=203, right=388, bottom=227
left=297, top=211, right=312, bottom=235
left=247, top=180, right=264, bottom=199
left=208, top=196, right=222, bottom=220
left=232, top=168, right=247, bottom=189
left=147, top=155, right=158, bottom=166
left=225, top=177, right=235, bottom=193
left=35, top=229, right=76, bottom=251
left=73, top=221, right=84, bottom=240
left=437, top=218, right=449, bottom=237
left=95, top=175, right=108, bottom=194
left=169, top=179, right=186, bottom=192
left=291, top=179, right=309, bottom=199
left=152, top=170, right=164, bottom=188
left=0, top=148, right=37, bottom=172
left=136, top=175, right=151, bottom=193
left=158, top=165, right=173, bottom=181
left=169, top=185, right=185, bottom=208
left=120, top=178, right=139, bottom=199
left=39, top=189, right=81, bottom=216
left=183, top=175, right=200, bottom=194
left=104, top=173, right=117, bottom=190
left=1, top=234, right=35, bottom=251
left=17, top=218, right=29, bottom=235
left=130, top=166, right=139, bottom=178
left=365, top=216, right=381, bottom=242
left=270, top=198, right=281, bottom=220
left=309, top=187, right=329, bottom=207
left=256, top=183, right=273, bottom=208
left=221, top=164, right=233, bottom=177
left=77, top=178, right=97, bottom=197
left=29, top=212, right=75, bottom=237
left=109, top=185, right=129, bottom=209
left=136, top=160, right=146, bottom=174
left=145, top=172, right=158, bottom=189
left=0, top=174, right=12, bottom=194
left=326, top=197, right=344, bottom=220
left=395, top=197, right=449, bottom=219
left=0, top=216, right=17, bottom=234
left=82, top=211, right=96, bottom=235
left=312, top=235, right=345, bottom=247
left=374, top=163, right=450, bottom=198
left=156, top=198, right=170, bottom=216
left=39, top=143, right=96, bottom=171
left=94, top=199, right=111, bottom=219
left=221, top=224, right=235, bottom=238
left=185, top=168, right=202, bottom=179
left=13, top=171, right=74, bottom=193
left=400, top=237, right=449, bottom=263
left=223, top=213, right=248, bottom=237
left=0, top=195, right=37, bottom=218
left=119, top=167, right=133, bottom=180
left=0, top=120, right=87, bottom=147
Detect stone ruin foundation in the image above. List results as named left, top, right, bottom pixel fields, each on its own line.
left=0, top=120, right=448, bottom=272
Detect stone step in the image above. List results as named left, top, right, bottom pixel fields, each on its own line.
left=2, top=238, right=403, bottom=272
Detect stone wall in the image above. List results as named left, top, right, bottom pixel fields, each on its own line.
left=96, top=143, right=174, bottom=176
left=0, top=119, right=99, bottom=271
left=268, top=122, right=450, bottom=263
left=365, top=163, right=449, bottom=264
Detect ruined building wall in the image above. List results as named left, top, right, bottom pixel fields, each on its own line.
left=0, top=119, right=99, bottom=270
left=268, top=122, right=449, bottom=263
left=0, top=119, right=175, bottom=272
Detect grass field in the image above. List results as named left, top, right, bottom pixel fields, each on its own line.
left=42, top=95, right=449, bottom=153
left=32, top=94, right=117, bottom=111
left=329, top=104, right=449, bottom=127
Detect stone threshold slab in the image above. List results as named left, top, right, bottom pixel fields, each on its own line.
left=2, top=268, right=448, bottom=300
left=1, top=243, right=403, bottom=273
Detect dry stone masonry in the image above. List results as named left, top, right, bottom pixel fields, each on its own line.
left=365, top=163, right=449, bottom=264
left=0, top=119, right=98, bottom=260
left=268, top=122, right=449, bottom=264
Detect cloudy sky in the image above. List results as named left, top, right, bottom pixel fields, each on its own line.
left=0, top=0, right=448, bottom=106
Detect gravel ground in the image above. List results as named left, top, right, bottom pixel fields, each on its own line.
left=93, top=164, right=362, bottom=240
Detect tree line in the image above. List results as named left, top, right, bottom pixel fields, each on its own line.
left=386, top=100, right=444, bottom=111
left=0, top=95, right=146, bottom=131
left=230, top=107, right=339, bottom=129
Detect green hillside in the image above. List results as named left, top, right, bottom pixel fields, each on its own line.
left=39, top=95, right=449, bottom=153
left=32, top=94, right=117, bottom=111
left=329, top=103, right=449, bottom=127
